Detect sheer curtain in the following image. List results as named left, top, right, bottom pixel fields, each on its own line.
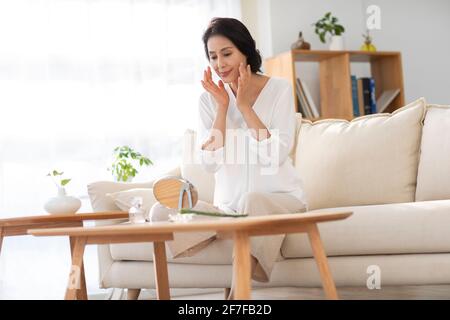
left=0, top=0, right=241, bottom=299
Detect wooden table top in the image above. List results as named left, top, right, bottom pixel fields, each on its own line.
left=0, top=211, right=128, bottom=227
left=28, top=211, right=352, bottom=237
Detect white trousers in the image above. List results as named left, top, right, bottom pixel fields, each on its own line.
left=149, top=191, right=307, bottom=282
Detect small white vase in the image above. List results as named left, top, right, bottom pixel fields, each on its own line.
left=44, top=187, right=81, bottom=215
left=329, top=35, right=345, bottom=50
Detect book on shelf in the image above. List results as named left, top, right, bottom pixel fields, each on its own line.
left=357, top=78, right=365, bottom=116
left=360, top=77, right=377, bottom=115
left=368, top=78, right=377, bottom=114
left=351, top=75, right=360, bottom=117
left=376, top=89, right=400, bottom=113
left=300, top=79, right=320, bottom=118
left=295, top=78, right=312, bottom=118
left=295, top=77, right=319, bottom=119
left=295, top=87, right=307, bottom=117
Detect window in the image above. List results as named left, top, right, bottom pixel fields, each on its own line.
left=0, top=0, right=240, bottom=299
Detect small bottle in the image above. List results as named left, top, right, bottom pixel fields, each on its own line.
left=129, top=197, right=145, bottom=224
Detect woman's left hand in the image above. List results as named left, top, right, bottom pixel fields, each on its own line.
left=236, top=63, right=253, bottom=114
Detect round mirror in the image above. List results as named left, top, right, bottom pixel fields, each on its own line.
left=152, top=176, right=198, bottom=209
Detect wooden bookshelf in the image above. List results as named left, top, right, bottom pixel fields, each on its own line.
left=263, top=50, right=405, bottom=121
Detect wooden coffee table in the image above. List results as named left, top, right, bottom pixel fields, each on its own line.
left=0, top=211, right=129, bottom=299
left=29, top=211, right=352, bottom=300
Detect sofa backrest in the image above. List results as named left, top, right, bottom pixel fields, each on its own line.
left=415, top=104, right=450, bottom=201
left=181, top=129, right=216, bottom=203
left=294, top=98, right=426, bottom=210
left=88, top=181, right=154, bottom=211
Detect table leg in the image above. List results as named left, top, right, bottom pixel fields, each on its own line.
left=152, top=241, right=170, bottom=300
left=65, top=237, right=87, bottom=300
left=232, top=231, right=251, bottom=300
left=224, top=287, right=231, bottom=300
left=127, top=289, right=141, bottom=300
left=69, top=236, right=88, bottom=300
left=307, top=224, right=338, bottom=300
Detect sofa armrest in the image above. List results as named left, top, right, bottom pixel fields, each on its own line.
left=87, top=166, right=181, bottom=212
left=87, top=165, right=181, bottom=287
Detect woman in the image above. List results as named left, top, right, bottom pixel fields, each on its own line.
left=150, top=17, right=308, bottom=287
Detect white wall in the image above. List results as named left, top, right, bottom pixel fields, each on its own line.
left=358, top=0, right=450, bottom=105
left=242, top=0, right=450, bottom=105
left=241, top=0, right=273, bottom=61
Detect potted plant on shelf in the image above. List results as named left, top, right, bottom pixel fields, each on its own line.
left=312, top=12, right=346, bottom=50
left=108, top=145, right=153, bottom=182
left=44, top=170, right=81, bottom=215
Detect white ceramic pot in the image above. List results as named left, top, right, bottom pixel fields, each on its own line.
left=329, top=35, right=345, bottom=50
left=44, top=187, right=81, bottom=215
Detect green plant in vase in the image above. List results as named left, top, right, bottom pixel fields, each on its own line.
left=312, top=12, right=345, bottom=50
left=44, top=170, right=81, bottom=215
left=47, top=170, right=72, bottom=189
left=108, top=146, right=153, bottom=182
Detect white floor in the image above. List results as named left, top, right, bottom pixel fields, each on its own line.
left=0, top=235, right=104, bottom=300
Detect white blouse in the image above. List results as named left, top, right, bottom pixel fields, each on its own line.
left=196, top=77, right=308, bottom=213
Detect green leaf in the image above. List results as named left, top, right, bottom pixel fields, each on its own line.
left=319, top=33, right=326, bottom=43
left=110, top=145, right=152, bottom=180
left=61, top=179, right=71, bottom=186
left=334, top=25, right=345, bottom=35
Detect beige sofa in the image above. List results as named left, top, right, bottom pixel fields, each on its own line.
left=88, top=98, right=450, bottom=294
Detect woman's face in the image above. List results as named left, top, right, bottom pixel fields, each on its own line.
left=207, top=35, right=247, bottom=83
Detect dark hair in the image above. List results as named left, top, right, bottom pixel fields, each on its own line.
left=202, top=17, right=262, bottom=73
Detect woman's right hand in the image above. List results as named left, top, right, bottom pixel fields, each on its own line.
left=201, top=66, right=229, bottom=111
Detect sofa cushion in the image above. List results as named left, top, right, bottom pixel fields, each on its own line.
left=415, top=104, right=450, bottom=201
left=87, top=167, right=181, bottom=212
left=110, top=238, right=234, bottom=265
left=289, top=113, right=303, bottom=166
left=88, top=181, right=154, bottom=212
left=181, top=129, right=215, bottom=203
left=282, top=199, right=450, bottom=258
left=294, top=98, right=426, bottom=210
